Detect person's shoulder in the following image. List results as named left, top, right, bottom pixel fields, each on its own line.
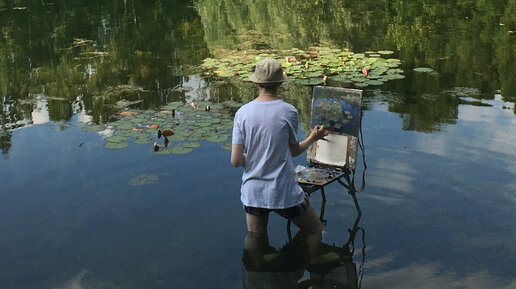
left=278, top=100, right=298, bottom=113
left=236, top=101, right=253, bottom=112
left=234, top=101, right=255, bottom=119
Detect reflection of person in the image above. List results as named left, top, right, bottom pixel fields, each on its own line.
left=242, top=232, right=304, bottom=289
left=242, top=230, right=358, bottom=289
left=231, top=58, right=328, bottom=234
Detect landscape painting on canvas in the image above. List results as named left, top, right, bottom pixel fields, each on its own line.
left=307, top=86, right=362, bottom=169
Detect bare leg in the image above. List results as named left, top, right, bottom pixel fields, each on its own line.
left=246, top=213, right=269, bottom=233
left=290, top=204, right=326, bottom=263
left=290, top=204, right=324, bottom=233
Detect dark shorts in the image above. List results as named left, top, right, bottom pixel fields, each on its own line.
left=244, top=194, right=310, bottom=219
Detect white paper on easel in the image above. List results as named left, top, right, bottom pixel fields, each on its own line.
left=311, top=133, right=349, bottom=167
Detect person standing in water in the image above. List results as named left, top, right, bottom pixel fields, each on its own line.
left=231, top=58, right=328, bottom=234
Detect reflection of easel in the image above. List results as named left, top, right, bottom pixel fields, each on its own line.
left=288, top=155, right=367, bottom=289
left=290, top=86, right=367, bottom=288
left=242, top=183, right=366, bottom=289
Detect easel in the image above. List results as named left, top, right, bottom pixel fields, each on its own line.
left=288, top=86, right=365, bottom=236
left=289, top=114, right=367, bottom=289
left=288, top=146, right=366, bottom=241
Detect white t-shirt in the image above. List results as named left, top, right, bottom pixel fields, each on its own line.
left=232, top=99, right=304, bottom=209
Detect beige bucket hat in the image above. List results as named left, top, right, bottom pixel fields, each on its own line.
left=249, top=58, right=288, bottom=85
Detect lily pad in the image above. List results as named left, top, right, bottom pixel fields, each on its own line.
left=413, top=67, right=434, bottom=73
left=116, top=124, right=136, bottom=130
left=169, top=146, right=193, bottom=154
left=129, top=174, right=158, bottom=186
left=200, top=46, right=402, bottom=87
left=133, top=137, right=153, bottom=144
left=445, top=87, right=482, bottom=98
left=105, top=135, right=128, bottom=143
left=182, top=141, right=202, bottom=148
left=384, top=74, right=405, bottom=80
left=221, top=142, right=232, bottom=150
left=104, top=141, right=130, bottom=149
left=366, top=80, right=384, bottom=86
left=81, top=124, right=106, bottom=132
left=154, top=148, right=174, bottom=154
left=167, top=134, right=187, bottom=142
left=296, top=78, right=323, bottom=86
left=206, top=135, right=229, bottom=143
left=377, top=50, right=394, bottom=55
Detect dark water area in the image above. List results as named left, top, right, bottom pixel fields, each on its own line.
left=1, top=0, right=516, bottom=288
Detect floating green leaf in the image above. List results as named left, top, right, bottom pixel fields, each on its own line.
left=104, top=141, right=130, bottom=149
left=413, top=67, right=434, bottom=73
left=84, top=99, right=243, bottom=154
left=199, top=46, right=402, bottom=88
left=105, top=135, right=128, bottom=143
left=133, top=137, right=153, bottom=144
left=181, top=142, right=200, bottom=149
left=168, top=134, right=188, bottom=142
left=366, top=80, right=384, bottom=86
left=81, top=124, right=106, bottom=132
left=384, top=74, right=405, bottom=80
left=295, top=78, right=323, bottom=86
left=206, top=135, right=229, bottom=143
left=129, top=174, right=158, bottom=186
left=221, top=142, right=232, bottom=150
left=377, top=50, right=394, bottom=55
left=169, top=146, right=193, bottom=154
left=116, top=124, right=135, bottom=130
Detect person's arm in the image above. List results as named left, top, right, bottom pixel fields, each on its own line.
left=289, top=125, right=328, bottom=157
left=231, top=144, right=246, bottom=167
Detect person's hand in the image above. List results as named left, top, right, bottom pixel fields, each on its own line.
left=310, top=125, right=329, bottom=142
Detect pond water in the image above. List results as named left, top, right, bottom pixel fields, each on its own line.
left=1, top=1, right=516, bottom=288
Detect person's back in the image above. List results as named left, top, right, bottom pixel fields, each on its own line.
left=233, top=99, right=303, bottom=209
left=231, top=57, right=327, bottom=234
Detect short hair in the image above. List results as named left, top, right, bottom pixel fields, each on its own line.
left=258, top=83, right=281, bottom=88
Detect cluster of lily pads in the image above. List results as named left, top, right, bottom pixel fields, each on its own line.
left=201, top=46, right=405, bottom=88
left=81, top=100, right=242, bottom=154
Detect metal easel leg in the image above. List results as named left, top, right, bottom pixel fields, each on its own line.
left=319, top=194, right=327, bottom=226
left=287, top=219, right=292, bottom=241
left=320, top=186, right=326, bottom=201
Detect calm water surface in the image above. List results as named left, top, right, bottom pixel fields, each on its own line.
left=1, top=1, right=516, bottom=288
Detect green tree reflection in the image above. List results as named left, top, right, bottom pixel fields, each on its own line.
left=1, top=0, right=516, bottom=155
left=0, top=0, right=208, bottom=153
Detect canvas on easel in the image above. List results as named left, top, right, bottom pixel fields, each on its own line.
left=307, top=86, right=363, bottom=170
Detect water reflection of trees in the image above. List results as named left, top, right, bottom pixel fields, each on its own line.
left=1, top=0, right=516, bottom=154
left=0, top=0, right=209, bottom=153
left=194, top=0, right=516, bottom=131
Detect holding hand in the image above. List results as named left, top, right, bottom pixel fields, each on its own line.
left=309, top=125, right=329, bottom=142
